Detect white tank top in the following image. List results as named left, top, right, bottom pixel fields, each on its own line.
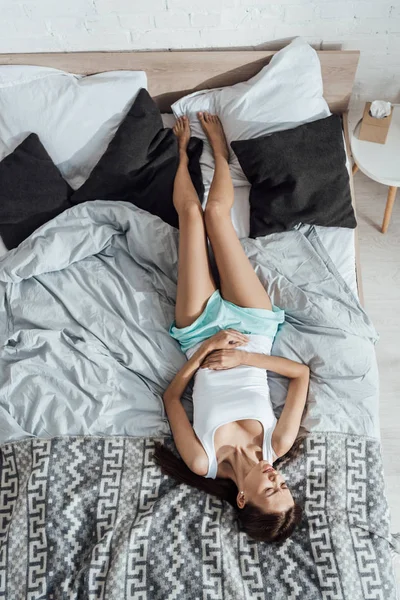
left=186, top=334, right=278, bottom=479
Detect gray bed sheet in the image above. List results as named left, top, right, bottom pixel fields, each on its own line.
left=0, top=200, right=379, bottom=444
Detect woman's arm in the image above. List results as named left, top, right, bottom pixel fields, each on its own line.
left=270, top=367, right=309, bottom=458
left=163, top=329, right=249, bottom=474
left=164, top=344, right=210, bottom=403
left=163, top=343, right=213, bottom=475
left=241, top=353, right=310, bottom=458
left=240, top=353, right=308, bottom=379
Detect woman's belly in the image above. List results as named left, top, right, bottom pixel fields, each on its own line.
left=192, top=363, right=276, bottom=436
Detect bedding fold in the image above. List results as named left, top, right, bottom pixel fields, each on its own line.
left=0, top=200, right=379, bottom=443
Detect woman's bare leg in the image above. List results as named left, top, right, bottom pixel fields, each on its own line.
left=173, top=116, right=217, bottom=328
left=198, top=112, right=273, bottom=311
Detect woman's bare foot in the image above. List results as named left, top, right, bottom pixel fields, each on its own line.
left=173, top=116, right=191, bottom=155
left=198, top=112, right=229, bottom=161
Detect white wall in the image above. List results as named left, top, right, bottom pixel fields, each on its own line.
left=1, top=0, right=400, bottom=117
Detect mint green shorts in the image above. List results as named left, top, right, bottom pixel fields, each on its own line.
left=169, top=289, right=285, bottom=354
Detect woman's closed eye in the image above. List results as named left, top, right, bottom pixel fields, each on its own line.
left=265, top=482, right=288, bottom=496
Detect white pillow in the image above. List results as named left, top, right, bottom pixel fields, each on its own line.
left=0, top=66, right=147, bottom=189
left=172, top=37, right=331, bottom=186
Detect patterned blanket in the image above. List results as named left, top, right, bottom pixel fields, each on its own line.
left=0, top=433, right=397, bottom=600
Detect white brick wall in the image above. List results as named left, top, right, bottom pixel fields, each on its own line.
left=0, top=0, right=399, bottom=118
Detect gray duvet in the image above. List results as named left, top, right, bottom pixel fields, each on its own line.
left=0, top=200, right=379, bottom=444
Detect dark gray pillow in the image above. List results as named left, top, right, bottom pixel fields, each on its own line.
left=71, top=88, right=204, bottom=229
left=231, top=114, right=357, bottom=238
left=0, top=133, right=73, bottom=249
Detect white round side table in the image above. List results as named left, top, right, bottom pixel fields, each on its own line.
left=351, top=103, right=400, bottom=233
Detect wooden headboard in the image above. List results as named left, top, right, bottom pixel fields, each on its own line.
left=0, top=49, right=360, bottom=113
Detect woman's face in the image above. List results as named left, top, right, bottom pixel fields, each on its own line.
left=239, top=461, right=294, bottom=513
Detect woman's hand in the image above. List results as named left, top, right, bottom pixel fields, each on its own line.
left=200, top=349, right=244, bottom=370
left=200, top=329, right=249, bottom=355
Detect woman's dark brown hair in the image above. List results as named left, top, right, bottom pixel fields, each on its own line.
left=153, top=441, right=303, bottom=543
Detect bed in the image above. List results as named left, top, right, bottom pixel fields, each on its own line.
left=0, top=44, right=398, bottom=600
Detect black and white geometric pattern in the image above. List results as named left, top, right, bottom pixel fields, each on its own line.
left=0, top=433, right=397, bottom=600
left=0, top=444, right=19, bottom=598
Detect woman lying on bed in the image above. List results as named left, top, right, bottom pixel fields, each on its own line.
left=154, top=113, right=309, bottom=543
